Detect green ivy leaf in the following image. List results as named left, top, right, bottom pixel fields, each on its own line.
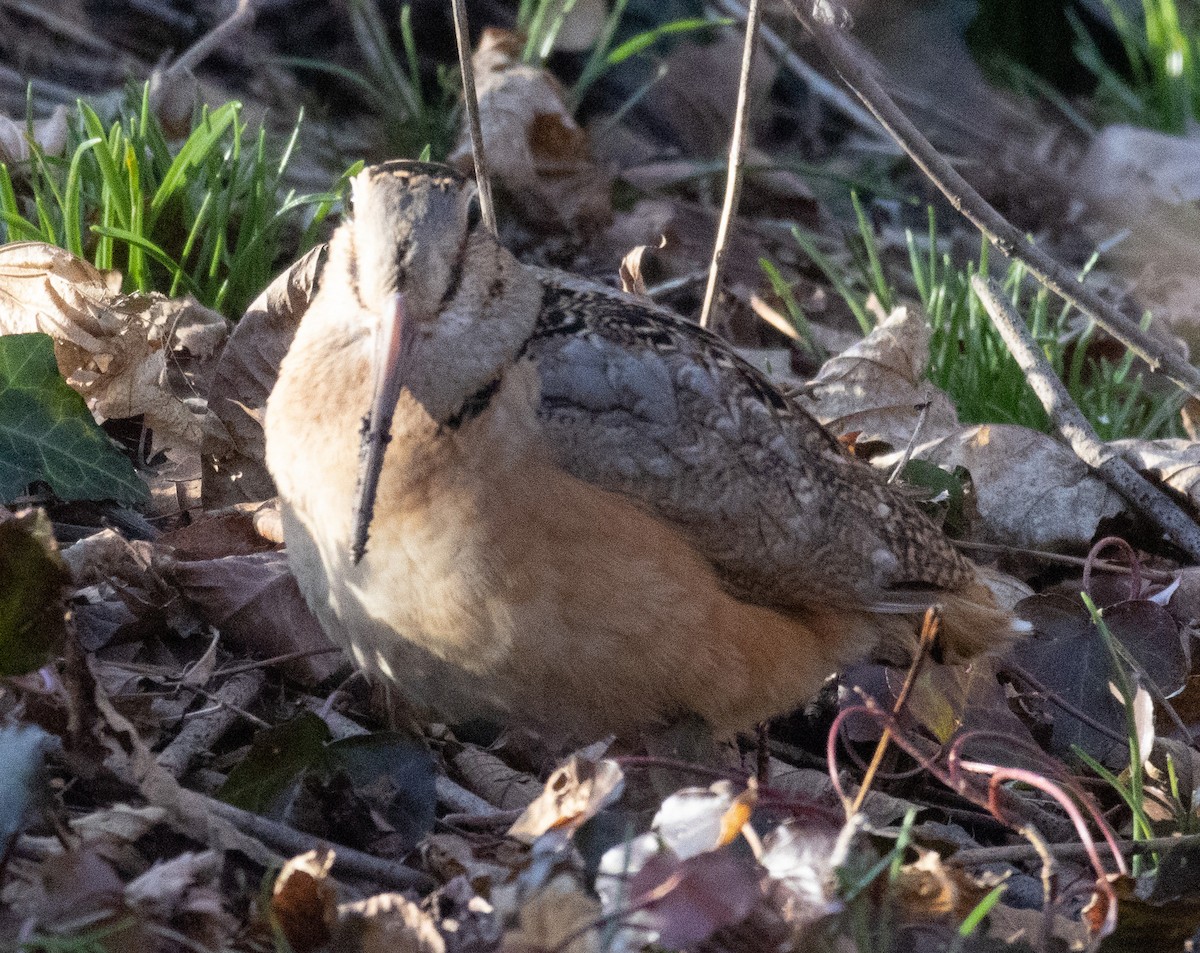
left=0, top=333, right=148, bottom=504
left=218, top=712, right=332, bottom=814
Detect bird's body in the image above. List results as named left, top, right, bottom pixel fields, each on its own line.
left=265, top=161, right=1016, bottom=742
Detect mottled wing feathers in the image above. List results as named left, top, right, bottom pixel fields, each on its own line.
left=522, top=272, right=974, bottom=612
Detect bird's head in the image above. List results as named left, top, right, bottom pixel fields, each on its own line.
left=339, top=161, right=542, bottom=424
left=336, top=160, right=543, bottom=560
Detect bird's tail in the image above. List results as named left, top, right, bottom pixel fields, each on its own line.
left=937, top=576, right=1031, bottom=660
left=870, top=570, right=1030, bottom=666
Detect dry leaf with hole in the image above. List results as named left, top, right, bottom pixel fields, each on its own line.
left=508, top=750, right=623, bottom=843
left=0, top=242, right=228, bottom=457
left=915, top=423, right=1123, bottom=549
left=801, top=305, right=959, bottom=448
left=448, top=28, right=611, bottom=230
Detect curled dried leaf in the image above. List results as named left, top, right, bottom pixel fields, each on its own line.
left=449, top=28, right=611, bottom=230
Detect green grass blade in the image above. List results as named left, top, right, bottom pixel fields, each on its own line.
left=91, top=225, right=198, bottom=296
left=63, top=137, right=102, bottom=258
left=148, top=102, right=239, bottom=225
left=606, top=16, right=730, bottom=66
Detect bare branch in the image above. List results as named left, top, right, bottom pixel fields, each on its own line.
left=700, top=0, right=761, bottom=330
left=972, top=275, right=1200, bottom=562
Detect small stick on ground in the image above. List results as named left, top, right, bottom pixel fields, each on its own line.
left=699, top=0, right=761, bottom=330
left=450, top=0, right=498, bottom=237
left=972, top=275, right=1200, bottom=562
left=157, top=670, right=267, bottom=778
left=887, top=400, right=931, bottom=484
left=781, top=0, right=1200, bottom=400
left=202, top=794, right=433, bottom=891
left=953, top=539, right=1178, bottom=583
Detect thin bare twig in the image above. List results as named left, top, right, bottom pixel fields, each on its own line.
left=699, top=0, right=761, bottom=330
left=954, top=832, right=1200, bottom=868
left=972, top=275, right=1200, bottom=562
left=887, top=400, right=931, bottom=484
left=848, top=607, right=938, bottom=816
left=953, top=539, right=1178, bottom=583
left=157, top=670, right=268, bottom=778
left=781, top=0, right=1200, bottom=400
left=450, top=0, right=497, bottom=236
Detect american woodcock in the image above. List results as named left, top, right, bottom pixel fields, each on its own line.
left=265, top=160, right=1021, bottom=742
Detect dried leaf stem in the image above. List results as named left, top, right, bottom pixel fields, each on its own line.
left=953, top=539, right=1178, bottom=582
left=202, top=793, right=434, bottom=891
left=972, top=275, right=1200, bottom=562
left=699, top=0, right=761, bottom=329
left=782, top=0, right=1200, bottom=400
left=450, top=0, right=498, bottom=236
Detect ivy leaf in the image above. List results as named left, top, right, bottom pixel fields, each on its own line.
left=0, top=333, right=147, bottom=504
left=218, top=712, right=332, bottom=814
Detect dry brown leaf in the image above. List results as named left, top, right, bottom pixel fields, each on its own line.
left=272, top=849, right=338, bottom=953
left=619, top=236, right=667, bottom=296
left=1111, top=438, right=1200, bottom=507
left=202, top=246, right=324, bottom=508
left=509, top=749, right=623, bottom=844
left=0, top=242, right=228, bottom=459
left=890, top=848, right=993, bottom=924
left=448, top=28, right=611, bottom=230
left=916, top=423, right=1123, bottom=549
left=124, top=851, right=235, bottom=951
left=423, top=833, right=517, bottom=898
left=802, top=304, right=960, bottom=448
left=450, top=744, right=542, bottom=812
left=163, top=549, right=340, bottom=686
left=499, top=873, right=600, bottom=953
left=336, top=892, right=447, bottom=953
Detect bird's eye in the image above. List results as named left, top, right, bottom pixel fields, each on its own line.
left=465, top=195, right=483, bottom=232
